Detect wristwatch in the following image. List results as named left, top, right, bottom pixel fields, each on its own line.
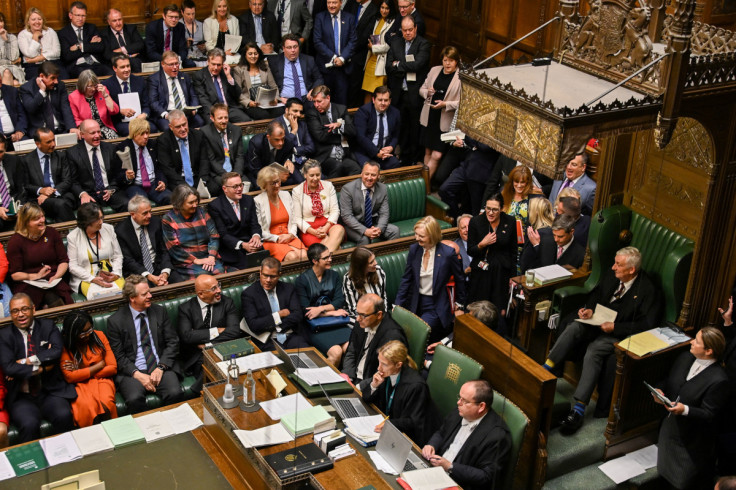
left=448, top=464, right=454, bottom=474
left=157, top=363, right=168, bottom=371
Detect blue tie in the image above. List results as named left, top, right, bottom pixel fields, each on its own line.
left=43, top=155, right=52, bottom=187
left=377, top=112, right=385, bottom=149
left=268, top=290, right=280, bottom=313
left=178, top=138, right=194, bottom=186
left=122, top=81, right=129, bottom=93
left=333, top=15, right=340, bottom=56
left=91, top=147, right=105, bottom=192
left=213, top=76, right=224, bottom=103
left=364, top=189, right=373, bottom=228
left=221, top=132, right=232, bottom=172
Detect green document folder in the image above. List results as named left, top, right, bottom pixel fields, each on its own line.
left=102, top=415, right=146, bottom=448
left=5, top=441, right=49, bottom=476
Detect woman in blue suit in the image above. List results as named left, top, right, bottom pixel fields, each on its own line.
left=395, top=216, right=465, bottom=342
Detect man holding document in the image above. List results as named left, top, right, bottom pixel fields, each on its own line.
left=543, top=246, right=662, bottom=434
left=103, top=54, right=149, bottom=137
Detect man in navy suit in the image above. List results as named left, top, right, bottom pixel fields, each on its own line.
left=559, top=196, right=590, bottom=246
left=156, top=110, right=207, bottom=189
left=522, top=214, right=585, bottom=273
left=101, top=9, right=145, bottom=73
left=200, top=104, right=246, bottom=196
left=0, top=294, right=76, bottom=443
left=240, top=0, right=281, bottom=55
left=398, top=0, right=426, bottom=37
left=276, top=97, right=315, bottom=166
left=20, top=62, right=78, bottom=136
left=191, top=48, right=249, bottom=123
left=246, top=120, right=304, bottom=188
left=103, top=54, right=150, bottom=137
left=272, top=34, right=324, bottom=103
left=549, top=152, right=597, bottom=215
left=0, top=84, right=29, bottom=150
left=352, top=86, right=400, bottom=169
left=145, top=5, right=194, bottom=67
left=148, top=51, right=204, bottom=131
left=344, top=0, right=379, bottom=108
left=312, top=0, right=357, bottom=105
left=208, top=172, right=263, bottom=270
left=58, top=2, right=112, bottom=78
left=242, top=257, right=309, bottom=351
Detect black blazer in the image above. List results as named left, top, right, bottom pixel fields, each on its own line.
left=426, top=408, right=511, bottom=490
left=304, top=102, right=356, bottom=162
left=411, top=8, right=427, bottom=37
left=245, top=132, right=295, bottom=185
left=177, top=295, right=242, bottom=372
left=242, top=280, right=303, bottom=337
left=148, top=69, right=201, bottom=120
left=385, top=35, right=431, bottom=104
left=200, top=122, right=246, bottom=195
left=269, top=53, right=324, bottom=96
left=275, top=114, right=315, bottom=161
left=520, top=232, right=585, bottom=273
left=144, top=19, right=193, bottom=67
left=207, top=194, right=263, bottom=268
left=58, top=23, right=106, bottom=69
left=0, top=318, right=77, bottom=405
left=344, top=0, right=379, bottom=60
left=19, top=79, right=76, bottom=134
left=156, top=128, right=207, bottom=188
left=102, top=74, right=150, bottom=133
left=1, top=153, right=25, bottom=202
left=467, top=212, right=517, bottom=272
left=352, top=102, right=400, bottom=159
left=343, top=311, right=407, bottom=384
left=114, top=215, right=172, bottom=277
left=107, top=303, right=180, bottom=377
left=101, top=24, right=145, bottom=63
left=239, top=10, right=281, bottom=47
left=191, top=67, right=242, bottom=117
left=115, top=138, right=167, bottom=191
left=0, top=84, right=28, bottom=136
left=22, top=150, right=74, bottom=198
left=65, top=140, right=123, bottom=196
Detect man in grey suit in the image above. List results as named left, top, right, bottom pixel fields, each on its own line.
left=548, top=152, right=597, bottom=215
left=268, top=0, right=313, bottom=43
left=339, top=161, right=399, bottom=245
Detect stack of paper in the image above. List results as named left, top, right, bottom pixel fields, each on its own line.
left=343, top=415, right=384, bottom=446
left=599, top=445, right=657, bottom=484
left=578, top=304, right=618, bottom=326
left=40, top=433, right=82, bottom=466
left=619, top=326, right=691, bottom=356
left=135, top=412, right=176, bottom=442
left=280, top=405, right=332, bottom=438
left=0, top=453, right=15, bottom=481
left=234, top=424, right=294, bottom=448
left=161, top=402, right=203, bottom=433
left=102, top=415, right=146, bottom=448
left=532, top=264, right=574, bottom=285
left=400, top=466, right=458, bottom=489
left=216, top=352, right=283, bottom=378
left=295, top=366, right=347, bottom=386
left=71, top=425, right=115, bottom=456
left=260, top=393, right=312, bottom=420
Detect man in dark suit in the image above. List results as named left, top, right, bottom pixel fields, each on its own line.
left=208, top=172, right=263, bottom=270
left=398, top=0, right=426, bottom=37
left=242, top=257, right=310, bottom=351
left=192, top=48, right=249, bottom=123
left=0, top=84, right=28, bottom=150
left=268, top=0, right=313, bottom=43
left=65, top=119, right=129, bottom=212
left=145, top=5, right=194, bottom=67
left=200, top=104, right=246, bottom=196
left=422, top=380, right=511, bottom=490
left=117, top=119, right=172, bottom=205
left=246, top=120, right=303, bottom=188
left=148, top=50, right=204, bottom=131
left=344, top=0, right=378, bottom=107
left=156, top=110, right=206, bottom=189
left=277, top=97, right=315, bottom=166
left=522, top=214, right=585, bottom=273
left=342, top=294, right=407, bottom=388
left=305, top=85, right=361, bottom=178
left=103, top=54, right=150, bottom=137
left=272, top=34, right=324, bottom=103
left=115, top=195, right=176, bottom=286
left=544, top=246, right=662, bottom=434
left=107, top=275, right=183, bottom=414
left=58, top=2, right=112, bottom=78
left=101, top=8, right=145, bottom=72
left=20, top=61, right=78, bottom=137
left=559, top=196, right=591, bottom=246
left=0, top=136, right=24, bottom=232
left=386, top=15, right=430, bottom=165
left=240, top=0, right=281, bottom=55
left=312, top=0, right=357, bottom=105
left=339, top=161, right=399, bottom=245
left=22, top=128, right=76, bottom=222
left=177, top=274, right=242, bottom=389
left=0, top=294, right=76, bottom=443
left=352, top=86, right=401, bottom=169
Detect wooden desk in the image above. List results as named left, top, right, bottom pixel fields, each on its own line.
left=511, top=268, right=589, bottom=363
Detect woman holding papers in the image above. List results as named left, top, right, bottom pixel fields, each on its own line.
left=203, top=0, right=240, bottom=64
left=653, top=327, right=729, bottom=489
left=361, top=0, right=399, bottom=102
left=233, top=42, right=282, bottom=120
left=60, top=310, right=118, bottom=427
left=68, top=70, right=120, bottom=140
left=362, top=340, right=437, bottom=445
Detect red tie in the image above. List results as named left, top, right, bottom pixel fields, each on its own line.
left=164, top=27, right=172, bottom=52
left=557, top=246, right=563, bottom=259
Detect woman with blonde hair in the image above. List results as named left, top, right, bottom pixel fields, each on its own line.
left=291, top=160, right=345, bottom=252
left=18, top=7, right=63, bottom=80
left=362, top=340, right=437, bottom=445
left=555, top=186, right=581, bottom=215
left=0, top=12, right=24, bottom=85
left=203, top=0, right=240, bottom=63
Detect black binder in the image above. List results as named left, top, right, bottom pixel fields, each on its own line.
left=264, top=442, right=334, bottom=479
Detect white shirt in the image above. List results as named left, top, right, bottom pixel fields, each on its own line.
left=442, top=412, right=487, bottom=463
left=610, top=275, right=637, bottom=302
left=85, top=142, right=109, bottom=186
left=133, top=142, right=156, bottom=185
left=356, top=325, right=378, bottom=380
left=556, top=238, right=573, bottom=259
left=130, top=218, right=172, bottom=278
left=18, top=28, right=61, bottom=61
left=166, top=76, right=185, bottom=113
left=116, top=75, right=131, bottom=93
left=0, top=97, right=15, bottom=134
left=197, top=296, right=221, bottom=341
left=419, top=246, right=436, bottom=296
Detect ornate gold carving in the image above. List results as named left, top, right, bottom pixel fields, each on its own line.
left=659, top=117, right=715, bottom=175
left=645, top=167, right=705, bottom=208
left=445, top=363, right=462, bottom=383
left=630, top=196, right=700, bottom=238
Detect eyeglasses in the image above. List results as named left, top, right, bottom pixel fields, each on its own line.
left=268, top=180, right=281, bottom=187
left=199, top=282, right=221, bottom=294
left=162, top=61, right=180, bottom=67
left=319, top=254, right=332, bottom=261
left=10, top=306, right=33, bottom=316
left=225, top=183, right=245, bottom=189
left=356, top=311, right=377, bottom=319
left=485, top=207, right=501, bottom=213
left=457, top=395, right=478, bottom=405
left=78, top=328, right=95, bottom=338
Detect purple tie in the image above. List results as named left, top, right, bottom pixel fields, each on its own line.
left=560, top=179, right=572, bottom=191
left=291, top=61, right=301, bottom=99
left=0, top=166, right=10, bottom=208
left=139, top=147, right=151, bottom=191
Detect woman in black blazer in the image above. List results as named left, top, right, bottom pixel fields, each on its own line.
left=362, top=340, right=438, bottom=446
left=653, top=327, right=730, bottom=489
left=466, top=193, right=517, bottom=314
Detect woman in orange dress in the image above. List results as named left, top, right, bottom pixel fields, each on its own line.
left=254, top=166, right=307, bottom=262
left=60, top=311, right=118, bottom=428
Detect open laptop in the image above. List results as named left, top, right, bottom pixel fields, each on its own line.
left=319, top=382, right=370, bottom=420
left=273, top=341, right=318, bottom=373
left=376, top=421, right=428, bottom=473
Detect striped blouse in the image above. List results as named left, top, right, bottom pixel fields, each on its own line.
left=342, top=265, right=389, bottom=326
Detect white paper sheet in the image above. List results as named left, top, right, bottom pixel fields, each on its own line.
left=118, top=92, right=142, bottom=121
left=40, top=432, right=83, bottom=466
left=234, top=423, right=294, bottom=448
left=0, top=452, right=15, bottom=480
left=342, top=414, right=385, bottom=438
left=259, top=393, right=312, bottom=420
left=224, top=34, right=242, bottom=54
left=401, top=467, right=458, bottom=490
left=598, top=457, right=645, bottom=484
left=135, top=412, right=176, bottom=442
left=216, top=352, right=283, bottom=377
left=161, top=403, right=203, bottom=433
left=295, top=366, right=346, bottom=386
left=71, top=425, right=114, bottom=456
left=368, top=450, right=398, bottom=475
left=578, top=304, right=619, bottom=326
left=626, top=444, right=658, bottom=470
left=23, top=278, right=62, bottom=289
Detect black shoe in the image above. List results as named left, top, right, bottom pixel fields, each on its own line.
left=559, top=409, right=584, bottom=435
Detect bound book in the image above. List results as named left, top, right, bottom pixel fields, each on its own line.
left=213, top=338, right=255, bottom=361
left=532, top=264, right=573, bottom=285
left=280, top=405, right=332, bottom=438
left=264, top=442, right=333, bottom=479
left=5, top=441, right=49, bottom=476
left=101, top=415, right=145, bottom=448
left=398, top=467, right=459, bottom=490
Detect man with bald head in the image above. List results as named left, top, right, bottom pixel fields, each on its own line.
left=177, top=274, right=242, bottom=388
left=341, top=293, right=407, bottom=390
left=101, top=9, right=145, bottom=72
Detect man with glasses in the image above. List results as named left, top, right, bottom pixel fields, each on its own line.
left=208, top=172, right=263, bottom=270
left=0, top=294, right=76, bottom=443
left=58, top=1, right=112, bottom=78
left=422, top=379, right=511, bottom=490
left=149, top=51, right=203, bottom=131
left=397, top=0, right=426, bottom=37
left=341, top=294, right=406, bottom=388
left=242, top=257, right=309, bottom=351
left=108, top=274, right=183, bottom=414
left=145, top=4, right=194, bottom=67
left=177, top=274, right=242, bottom=390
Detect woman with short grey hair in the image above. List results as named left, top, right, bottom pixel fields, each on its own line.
left=69, top=69, right=119, bottom=139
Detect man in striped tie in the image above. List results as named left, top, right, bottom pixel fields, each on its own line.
left=107, top=275, right=184, bottom=414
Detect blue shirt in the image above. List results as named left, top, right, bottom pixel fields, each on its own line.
left=133, top=143, right=156, bottom=185
left=282, top=58, right=307, bottom=99
left=36, top=149, right=59, bottom=196
left=129, top=305, right=160, bottom=371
